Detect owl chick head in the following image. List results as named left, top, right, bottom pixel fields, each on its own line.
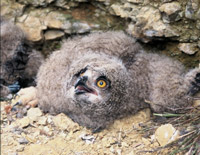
left=0, top=18, right=26, bottom=61
left=66, top=53, right=131, bottom=121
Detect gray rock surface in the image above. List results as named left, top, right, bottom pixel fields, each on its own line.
left=1, top=0, right=199, bottom=66
left=159, top=2, right=182, bottom=23
left=185, top=0, right=199, bottom=20
left=2, top=0, right=200, bottom=44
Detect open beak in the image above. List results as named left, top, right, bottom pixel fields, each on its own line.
left=74, top=76, right=97, bottom=95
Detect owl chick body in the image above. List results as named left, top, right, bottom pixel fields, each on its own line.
left=37, top=31, right=200, bottom=131
left=0, top=17, right=44, bottom=98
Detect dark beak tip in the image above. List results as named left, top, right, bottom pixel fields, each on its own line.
left=74, top=76, right=97, bottom=95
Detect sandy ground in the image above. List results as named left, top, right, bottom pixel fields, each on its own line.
left=1, top=97, right=178, bottom=155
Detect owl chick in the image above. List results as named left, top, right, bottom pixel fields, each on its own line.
left=37, top=31, right=200, bottom=132
left=0, top=17, right=44, bottom=98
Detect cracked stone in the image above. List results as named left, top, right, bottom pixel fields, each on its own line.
left=178, top=43, right=198, bottom=55
left=159, top=2, right=181, bottom=23
left=1, top=0, right=25, bottom=19
left=44, top=30, right=65, bottom=40
left=131, top=6, right=179, bottom=41
left=111, top=3, right=140, bottom=20
left=185, top=0, right=199, bottom=20
left=17, top=16, right=47, bottom=42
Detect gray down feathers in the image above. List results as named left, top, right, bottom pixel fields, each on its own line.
left=0, top=17, right=44, bottom=97
left=37, top=31, right=200, bottom=131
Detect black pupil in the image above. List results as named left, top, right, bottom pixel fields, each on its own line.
left=99, top=81, right=104, bottom=85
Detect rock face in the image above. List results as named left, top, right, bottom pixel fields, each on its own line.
left=185, top=0, right=200, bottom=20
left=111, top=1, right=200, bottom=43
left=178, top=43, right=199, bottom=55
left=2, top=0, right=199, bottom=43
left=1, top=0, right=125, bottom=43
left=129, top=6, right=179, bottom=41
left=17, top=15, right=47, bottom=42
left=159, top=2, right=182, bottom=23
left=1, top=0, right=199, bottom=67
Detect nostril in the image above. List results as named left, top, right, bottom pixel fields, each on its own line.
left=81, top=76, right=88, bottom=82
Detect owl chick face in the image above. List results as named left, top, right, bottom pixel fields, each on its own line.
left=67, top=53, right=130, bottom=109
left=73, top=66, right=111, bottom=104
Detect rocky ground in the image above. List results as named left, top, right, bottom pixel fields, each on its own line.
left=1, top=93, right=199, bottom=155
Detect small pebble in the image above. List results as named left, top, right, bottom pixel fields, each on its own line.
left=11, top=127, right=23, bottom=135
left=16, top=145, right=24, bottom=152
left=27, top=108, right=42, bottom=121
left=18, top=117, right=30, bottom=128
left=155, top=124, right=180, bottom=146
left=38, top=116, right=47, bottom=125
left=18, top=137, right=29, bottom=144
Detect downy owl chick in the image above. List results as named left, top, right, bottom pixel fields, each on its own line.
left=37, top=31, right=200, bottom=132
left=0, top=17, right=44, bottom=98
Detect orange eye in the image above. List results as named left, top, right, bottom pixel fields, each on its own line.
left=97, top=80, right=107, bottom=88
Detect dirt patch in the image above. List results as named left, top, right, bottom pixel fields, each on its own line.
left=2, top=98, right=199, bottom=155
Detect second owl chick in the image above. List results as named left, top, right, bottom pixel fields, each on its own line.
left=0, top=17, right=44, bottom=98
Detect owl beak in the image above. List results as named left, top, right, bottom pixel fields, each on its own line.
left=74, top=76, right=97, bottom=95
